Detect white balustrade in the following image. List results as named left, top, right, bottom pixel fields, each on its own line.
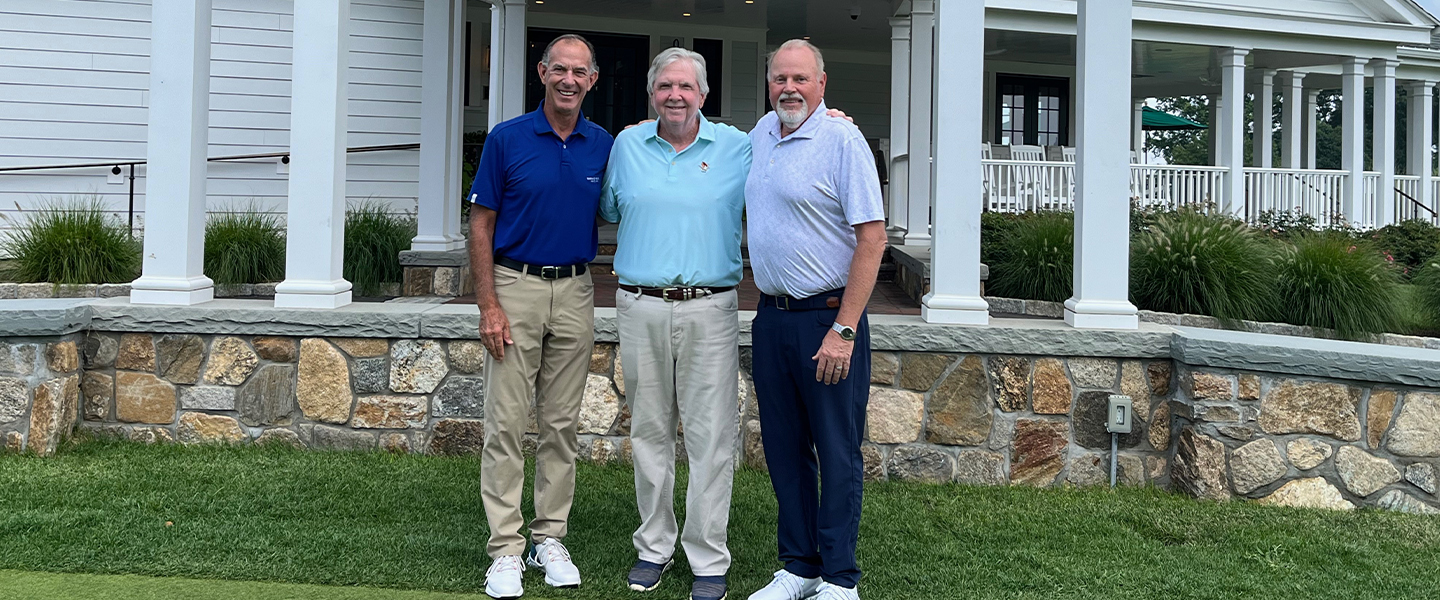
left=1361, top=171, right=1381, bottom=229
left=1243, top=168, right=1346, bottom=227
left=1129, top=164, right=1227, bottom=210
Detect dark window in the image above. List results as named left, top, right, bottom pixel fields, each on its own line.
left=995, top=75, right=1069, bottom=146
left=692, top=38, right=724, bottom=117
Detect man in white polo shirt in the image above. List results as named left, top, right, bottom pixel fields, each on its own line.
left=744, top=39, right=887, bottom=600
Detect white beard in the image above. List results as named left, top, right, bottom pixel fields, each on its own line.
left=776, top=94, right=809, bottom=129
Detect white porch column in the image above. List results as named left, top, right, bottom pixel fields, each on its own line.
left=1280, top=72, right=1304, bottom=169
left=1408, top=80, right=1434, bottom=216
left=1305, top=89, right=1319, bottom=169
left=1252, top=69, right=1275, bottom=168
left=275, top=0, right=353, bottom=309
left=904, top=0, right=934, bottom=245
left=445, top=0, right=466, bottom=242
left=131, top=0, right=215, bottom=305
left=1372, top=58, right=1397, bottom=227
left=1218, top=48, right=1249, bottom=218
left=887, top=16, right=912, bottom=241
left=414, top=0, right=465, bottom=252
left=1065, top=0, right=1138, bottom=330
left=500, top=0, right=527, bottom=121
left=1207, top=94, right=1220, bottom=166
left=486, top=0, right=506, bottom=130
left=922, top=0, right=988, bottom=325
left=1341, top=57, right=1366, bottom=225
left=1132, top=99, right=1145, bottom=163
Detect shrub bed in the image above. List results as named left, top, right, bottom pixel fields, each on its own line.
left=344, top=202, right=415, bottom=297
left=0, top=197, right=140, bottom=284
left=204, top=206, right=285, bottom=285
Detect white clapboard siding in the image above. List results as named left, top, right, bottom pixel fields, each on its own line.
left=822, top=60, right=890, bottom=142
left=0, top=0, right=427, bottom=236
left=730, top=40, right=759, bottom=129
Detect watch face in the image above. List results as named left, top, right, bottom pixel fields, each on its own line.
left=840, top=327, right=856, bottom=341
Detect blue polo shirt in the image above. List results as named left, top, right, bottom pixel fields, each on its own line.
left=468, top=105, right=614, bottom=266
left=599, top=116, right=751, bottom=287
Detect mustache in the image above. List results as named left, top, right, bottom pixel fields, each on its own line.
left=777, top=92, right=806, bottom=106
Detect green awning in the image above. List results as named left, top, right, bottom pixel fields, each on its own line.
left=1142, top=106, right=1206, bottom=131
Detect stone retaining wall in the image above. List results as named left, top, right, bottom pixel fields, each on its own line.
left=0, top=335, right=85, bottom=455
left=3, top=298, right=1438, bottom=516
left=60, top=333, right=1181, bottom=490
left=1170, top=367, right=1439, bottom=514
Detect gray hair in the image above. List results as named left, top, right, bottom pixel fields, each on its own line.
left=647, top=47, right=709, bottom=96
left=541, top=34, right=599, bottom=73
left=766, top=39, right=824, bottom=78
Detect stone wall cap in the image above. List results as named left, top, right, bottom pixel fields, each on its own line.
left=397, top=248, right=470, bottom=267
left=1173, top=326, right=1440, bottom=388
left=0, top=298, right=95, bottom=336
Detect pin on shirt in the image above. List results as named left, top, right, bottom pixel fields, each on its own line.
left=700, top=162, right=709, bottom=173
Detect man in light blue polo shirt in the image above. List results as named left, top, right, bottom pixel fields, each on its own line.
left=599, top=47, right=750, bottom=600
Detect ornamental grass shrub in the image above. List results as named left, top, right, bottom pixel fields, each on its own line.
left=986, top=210, right=1073, bottom=303
left=1414, top=250, right=1440, bottom=332
left=344, top=201, right=415, bottom=297
left=204, top=205, right=285, bottom=285
left=1130, top=210, right=1276, bottom=321
left=0, top=197, right=140, bottom=284
left=1271, top=233, right=1403, bottom=339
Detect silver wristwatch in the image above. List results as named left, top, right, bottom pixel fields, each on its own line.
left=831, top=321, right=856, bottom=341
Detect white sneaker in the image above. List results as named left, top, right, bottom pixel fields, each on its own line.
left=812, top=582, right=860, bottom=600
left=746, top=569, right=821, bottom=600
left=484, top=555, right=525, bottom=599
left=526, top=537, right=582, bottom=588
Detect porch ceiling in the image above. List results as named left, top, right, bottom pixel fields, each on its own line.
left=987, top=29, right=1372, bottom=98
left=523, top=0, right=901, bottom=52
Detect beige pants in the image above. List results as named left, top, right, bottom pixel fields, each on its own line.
left=617, top=288, right=740, bottom=576
left=481, top=264, right=594, bottom=558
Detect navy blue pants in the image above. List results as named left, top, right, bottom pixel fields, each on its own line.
left=751, top=293, right=870, bottom=588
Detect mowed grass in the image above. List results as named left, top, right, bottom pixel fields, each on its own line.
left=2, top=439, right=1440, bottom=600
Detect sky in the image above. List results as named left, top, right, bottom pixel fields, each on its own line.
left=1418, top=0, right=1440, bottom=20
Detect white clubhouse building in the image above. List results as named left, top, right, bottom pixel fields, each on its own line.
left=2, top=0, right=1440, bottom=328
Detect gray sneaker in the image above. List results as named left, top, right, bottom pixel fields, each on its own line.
left=691, top=575, right=728, bottom=600
left=627, top=558, right=673, bottom=592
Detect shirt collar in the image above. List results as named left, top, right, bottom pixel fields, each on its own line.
left=769, top=100, right=827, bottom=142
left=530, top=101, right=591, bottom=138
left=648, top=114, right=715, bottom=148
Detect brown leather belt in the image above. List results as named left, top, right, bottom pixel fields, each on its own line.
left=619, top=284, right=735, bottom=301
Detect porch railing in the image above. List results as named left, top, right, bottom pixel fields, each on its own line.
left=1244, top=168, right=1346, bottom=228
left=979, top=161, right=1440, bottom=228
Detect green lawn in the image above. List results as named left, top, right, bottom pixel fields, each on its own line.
left=2, top=438, right=1440, bottom=600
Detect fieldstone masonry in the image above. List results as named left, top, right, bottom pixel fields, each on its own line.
left=2, top=321, right=1436, bottom=517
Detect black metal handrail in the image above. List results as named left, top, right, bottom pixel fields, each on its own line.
left=1394, top=186, right=1438, bottom=220
left=0, top=143, right=421, bottom=235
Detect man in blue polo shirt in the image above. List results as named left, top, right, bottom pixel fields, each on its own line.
left=599, top=47, right=749, bottom=600
left=466, top=34, right=613, bottom=600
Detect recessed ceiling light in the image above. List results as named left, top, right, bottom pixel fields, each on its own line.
left=745, top=0, right=754, bottom=3
left=683, top=12, right=691, bottom=16
left=803, top=36, right=810, bottom=40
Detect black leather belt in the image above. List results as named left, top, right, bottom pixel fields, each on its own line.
left=495, top=256, right=587, bottom=280
left=760, top=288, right=845, bottom=311
left=620, top=284, right=735, bottom=301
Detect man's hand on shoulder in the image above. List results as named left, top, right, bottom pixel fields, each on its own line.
left=824, top=108, right=854, bottom=124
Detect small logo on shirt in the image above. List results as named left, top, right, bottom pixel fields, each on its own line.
left=700, top=162, right=709, bottom=173
left=586, top=176, right=601, bottom=183
left=469, top=193, right=477, bottom=203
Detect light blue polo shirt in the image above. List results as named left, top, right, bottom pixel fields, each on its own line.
left=746, top=101, right=885, bottom=298
left=600, top=116, right=752, bottom=288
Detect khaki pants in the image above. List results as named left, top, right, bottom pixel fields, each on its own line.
left=617, top=288, right=740, bottom=576
left=481, top=265, right=594, bottom=558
